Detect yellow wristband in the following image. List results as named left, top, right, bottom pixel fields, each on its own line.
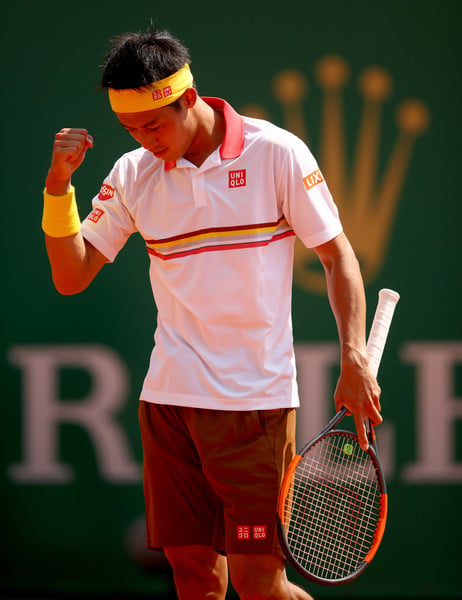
left=42, top=186, right=81, bottom=237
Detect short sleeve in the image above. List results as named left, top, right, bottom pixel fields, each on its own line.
left=277, top=134, right=343, bottom=248
left=80, top=161, right=137, bottom=263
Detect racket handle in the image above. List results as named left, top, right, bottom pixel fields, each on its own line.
left=366, top=289, right=400, bottom=377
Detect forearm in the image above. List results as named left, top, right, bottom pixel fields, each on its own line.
left=42, top=128, right=106, bottom=293
left=325, top=248, right=367, bottom=366
left=315, top=233, right=382, bottom=448
left=42, top=186, right=106, bottom=294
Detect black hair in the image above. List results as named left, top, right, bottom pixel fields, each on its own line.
left=100, top=25, right=192, bottom=90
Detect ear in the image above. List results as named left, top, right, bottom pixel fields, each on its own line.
left=182, top=87, right=197, bottom=108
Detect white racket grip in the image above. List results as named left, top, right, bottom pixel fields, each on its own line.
left=366, top=289, right=400, bottom=377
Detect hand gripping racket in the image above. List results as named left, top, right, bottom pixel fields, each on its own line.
left=277, top=288, right=400, bottom=585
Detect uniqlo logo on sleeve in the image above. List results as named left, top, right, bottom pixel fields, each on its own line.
left=98, top=183, right=115, bottom=201
left=237, top=525, right=250, bottom=540
left=228, top=169, right=247, bottom=188
left=303, top=168, right=324, bottom=190
left=253, top=525, right=267, bottom=540
left=88, top=208, right=104, bottom=223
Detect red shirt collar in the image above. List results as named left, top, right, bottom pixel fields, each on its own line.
left=164, top=97, right=244, bottom=170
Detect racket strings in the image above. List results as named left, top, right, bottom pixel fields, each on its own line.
left=283, top=433, right=382, bottom=581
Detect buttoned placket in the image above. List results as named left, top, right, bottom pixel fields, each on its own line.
left=176, top=150, right=222, bottom=208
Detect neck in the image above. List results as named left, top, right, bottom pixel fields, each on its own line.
left=184, top=97, right=225, bottom=167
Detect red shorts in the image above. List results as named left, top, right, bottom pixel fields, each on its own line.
left=138, top=401, right=296, bottom=556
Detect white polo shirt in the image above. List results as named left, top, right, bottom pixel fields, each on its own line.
left=80, top=97, right=342, bottom=410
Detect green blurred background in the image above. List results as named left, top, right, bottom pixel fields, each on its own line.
left=1, top=0, right=461, bottom=598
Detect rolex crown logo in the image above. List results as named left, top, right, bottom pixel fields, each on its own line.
left=242, top=56, right=430, bottom=293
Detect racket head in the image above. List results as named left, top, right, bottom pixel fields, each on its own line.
left=277, top=428, right=387, bottom=585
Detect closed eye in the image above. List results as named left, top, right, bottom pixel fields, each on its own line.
left=123, top=124, right=160, bottom=135
left=120, top=116, right=161, bottom=134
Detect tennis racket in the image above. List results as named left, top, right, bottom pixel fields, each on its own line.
left=278, top=288, right=400, bottom=585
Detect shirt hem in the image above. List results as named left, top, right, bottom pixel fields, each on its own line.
left=139, top=390, right=300, bottom=411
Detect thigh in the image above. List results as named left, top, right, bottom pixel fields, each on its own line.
left=139, top=401, right=221, bottom=549
left=190, top=407, right=296, bottom=557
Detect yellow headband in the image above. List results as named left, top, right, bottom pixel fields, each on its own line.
left=108, top=64, right=193, bottom=113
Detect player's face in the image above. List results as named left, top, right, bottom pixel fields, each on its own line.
left=116, top=99, right=195, bottom=162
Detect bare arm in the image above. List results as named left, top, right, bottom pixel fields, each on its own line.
left=313, top=232, right=382, bottom=450
left=44, top=128, right=107, bottom=294
left=45, top=233, right=107, bottom=295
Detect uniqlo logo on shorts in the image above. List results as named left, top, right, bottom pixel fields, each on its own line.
left=303, top=168, right=324, bottom=190
left=163, top=86, right=173, bottom=97
left=98, top=183, right=114, bottom=201
left=229, top=169, right=247, bottom=188
left=253, top=525, right=267, bottom=540
left=88, top=208, right=104, bottom=223
left=152, top=90, right=163, bottom=101
left=237, top=525, right=250, bottom=540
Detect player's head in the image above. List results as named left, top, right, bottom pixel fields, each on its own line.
left=101, top=25, right=192, bottom=90
left=101, top=25, right=200, bottom=163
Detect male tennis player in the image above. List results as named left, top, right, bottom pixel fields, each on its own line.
left=42, top=26, right=381, bottom=600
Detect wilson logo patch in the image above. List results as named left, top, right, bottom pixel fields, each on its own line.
left=303, top=169, right=324, bottom=190
left=98, top=183, right=115, bottom=201
left=229, top=169, right=247, bottom=188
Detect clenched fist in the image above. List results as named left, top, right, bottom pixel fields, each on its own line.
left=45, top=128, right=93, bottom=195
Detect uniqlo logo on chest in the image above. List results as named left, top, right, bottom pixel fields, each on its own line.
left=237, top=525, right=250, bottom=540
left=98, top=183, right=115, bottom=201
left=303, top=168, right=324, bottom=190
left=228, top=169, right=247, bottom=188
left=88, top=208, right=104, bottom=223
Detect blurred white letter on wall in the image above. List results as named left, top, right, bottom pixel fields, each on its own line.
left=402, top=342, right=462, bottom=483
left=8, top=344, right=141, bottom=483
